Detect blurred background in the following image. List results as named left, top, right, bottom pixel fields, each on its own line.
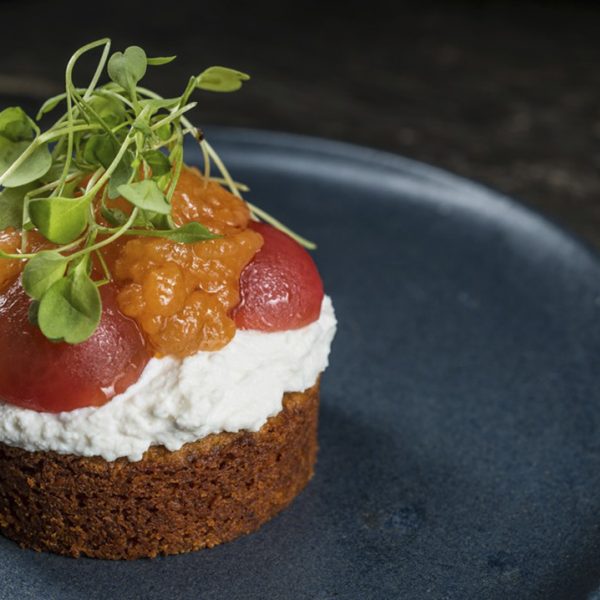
left=0, top=0, right=598, bottom=245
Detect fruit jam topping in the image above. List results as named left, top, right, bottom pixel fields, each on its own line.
left=171, top=168, right=251, bottom=235
left=114, top=233, right=263, bottom=357
left=233, top=222, right=324, bottom=331
left=112, top=169, right=262, bottom=357
left=0, top=281, right=148, bottom=413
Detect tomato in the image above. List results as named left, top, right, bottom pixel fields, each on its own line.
left=233, top=222, right=324, bottom=331
left=0, top=281, right=149, bottom=413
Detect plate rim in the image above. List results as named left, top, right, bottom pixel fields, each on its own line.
left=201, top=125, right=600, bottom=273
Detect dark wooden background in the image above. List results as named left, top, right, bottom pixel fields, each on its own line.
left=0, top=0, right=599, bottom=246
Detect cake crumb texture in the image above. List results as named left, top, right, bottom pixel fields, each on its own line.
left=0, top=382, right=319, bottom=559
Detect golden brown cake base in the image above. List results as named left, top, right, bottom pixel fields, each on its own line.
left=0, top=381, right=319, bottom=560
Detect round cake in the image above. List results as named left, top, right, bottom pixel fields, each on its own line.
left=0, top=40, right=337, bottom=559
left=0, top=384, right=320, bottom=560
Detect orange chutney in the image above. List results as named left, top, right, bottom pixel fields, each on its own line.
left=111, top=168, right=263, bottom=357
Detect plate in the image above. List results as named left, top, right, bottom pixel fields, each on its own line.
left=2, top=128, right=600, bottom=599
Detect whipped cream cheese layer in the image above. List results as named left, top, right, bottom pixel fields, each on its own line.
left=0, top=296, right=336, bottom=462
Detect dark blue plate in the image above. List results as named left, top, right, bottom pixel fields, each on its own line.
left=2, top=129, right=600, bottom=600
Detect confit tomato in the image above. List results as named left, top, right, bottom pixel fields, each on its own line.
left=0, top=281, right=149, bottom=412
left=233, top=222, right=324, bottom=331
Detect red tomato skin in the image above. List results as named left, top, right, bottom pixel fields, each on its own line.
left=233, top=222, right=324, bottom=331
left=0, top=281, right=149, bottom=413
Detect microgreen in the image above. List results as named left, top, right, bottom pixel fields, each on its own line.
left=146, top=56, right=177, bottom=66
left=0, top=184, right=33, bottom=229
left=117, top=180, right=170, bottom=213
left=0, top=107, right=38, bottom=141
left=29, top=196, right=90, bottom=244
left=0, top=139, right=52, bottom=188
left=37, top=262, right=102, bottom=344
left=82, top=134, right=119, bottom=168
left=0, top=38, right=315, bottom=345
left=107, top=150, right=135, bottom=199
left=22, top=251, right=69, bottom=300
left=116, top=221, right=217, bottom=243
left=142, top=149, right=171, bottom=176
left=196, top=67, right=250, bottom=92
left=107, top=46, right=147, bottom=92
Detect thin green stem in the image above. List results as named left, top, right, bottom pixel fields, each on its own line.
left=179, top=76, right=198, bottom=110
left=26, top=171, right=84, bottom=198
left=85, top=167, right=104, bottom=195
left=71, top=89, right=120, bottom=143
left=150, top=102, right=197, bottom=132
left=40, top=123, right=103, bottom=144
left=0, top=249, right=37, bottom=260
left=94, top=245, right=112, bottom=285
left=83, top=41, right=111, bottom=100
left=0, top=235, right=85, bottom=260
left=166, top=129, right=184, bottom=201
left=202, top=139, right=316, bottom=249
left=96, top=88, right=134, bottom=109
left=57, top=38, right=111, bottom=196
left=201, top=137, right=211, bottom=181
left=56, top=237, right=89, bottom=254
left=208, top=177, right=249, bottom=192
left=70, top=208, right=139, bottom=259
left=247, top=202, right=317, bottom=250
left=85, top=105, right=150, bottom=199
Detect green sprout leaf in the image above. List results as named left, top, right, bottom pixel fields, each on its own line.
left=0, top=107, right=37, bottom=141
left=162, top=222, right=217, bottom=242
left=88, top=94, right=127, bottom=128
left=83, top=134, right=118, bottom=168
left=143, top=149, right=171, bottom=176
left=141, top=98, right=180, bottom=111
left=39, top=160, right=68, bottom=185
left=100, top=202, right=128, bottom=226
left=36, top=94, right=66, bottom=120
left=117, top=179, right=170, bottom=214
left=132, top=121, right=153, bottom=136
left=0, top=106, right=50, bottom=187
left=107, top=149, right=135, bottom=199
left=37, top=265, right=101, bottom=344
left=0, top=184, right=34, bottom=229
left=147, top=56, right=176, bottom=66
left=129, top=221, right=218, bottom=243
left=29, top=196, right=89, bottom=244
left=22, top=251, right=69, bottom=300
left=107, top=46, right=147, bottom=90
left=0, top=140, right=52, bottom=187
left=154, top=121, right=172, bottom=142
left=196, top=66, right=250, bottom=92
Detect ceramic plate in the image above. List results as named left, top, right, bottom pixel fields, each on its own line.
left=2, top=129, right=600, bottom=600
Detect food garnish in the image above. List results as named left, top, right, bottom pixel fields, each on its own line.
left=0, top=38, right=314, bottom=345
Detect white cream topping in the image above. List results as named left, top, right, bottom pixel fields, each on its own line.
left=0, top=296, right=336, bottom=462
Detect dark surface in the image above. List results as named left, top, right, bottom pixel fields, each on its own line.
left=2, top=129, right=600, bottom=599
left=0, top=1, right=599, bottom=244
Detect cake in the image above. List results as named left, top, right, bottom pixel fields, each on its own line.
left=0, top=40, right=336, bottom=559
left=0, top=385, right=321, bottom=559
